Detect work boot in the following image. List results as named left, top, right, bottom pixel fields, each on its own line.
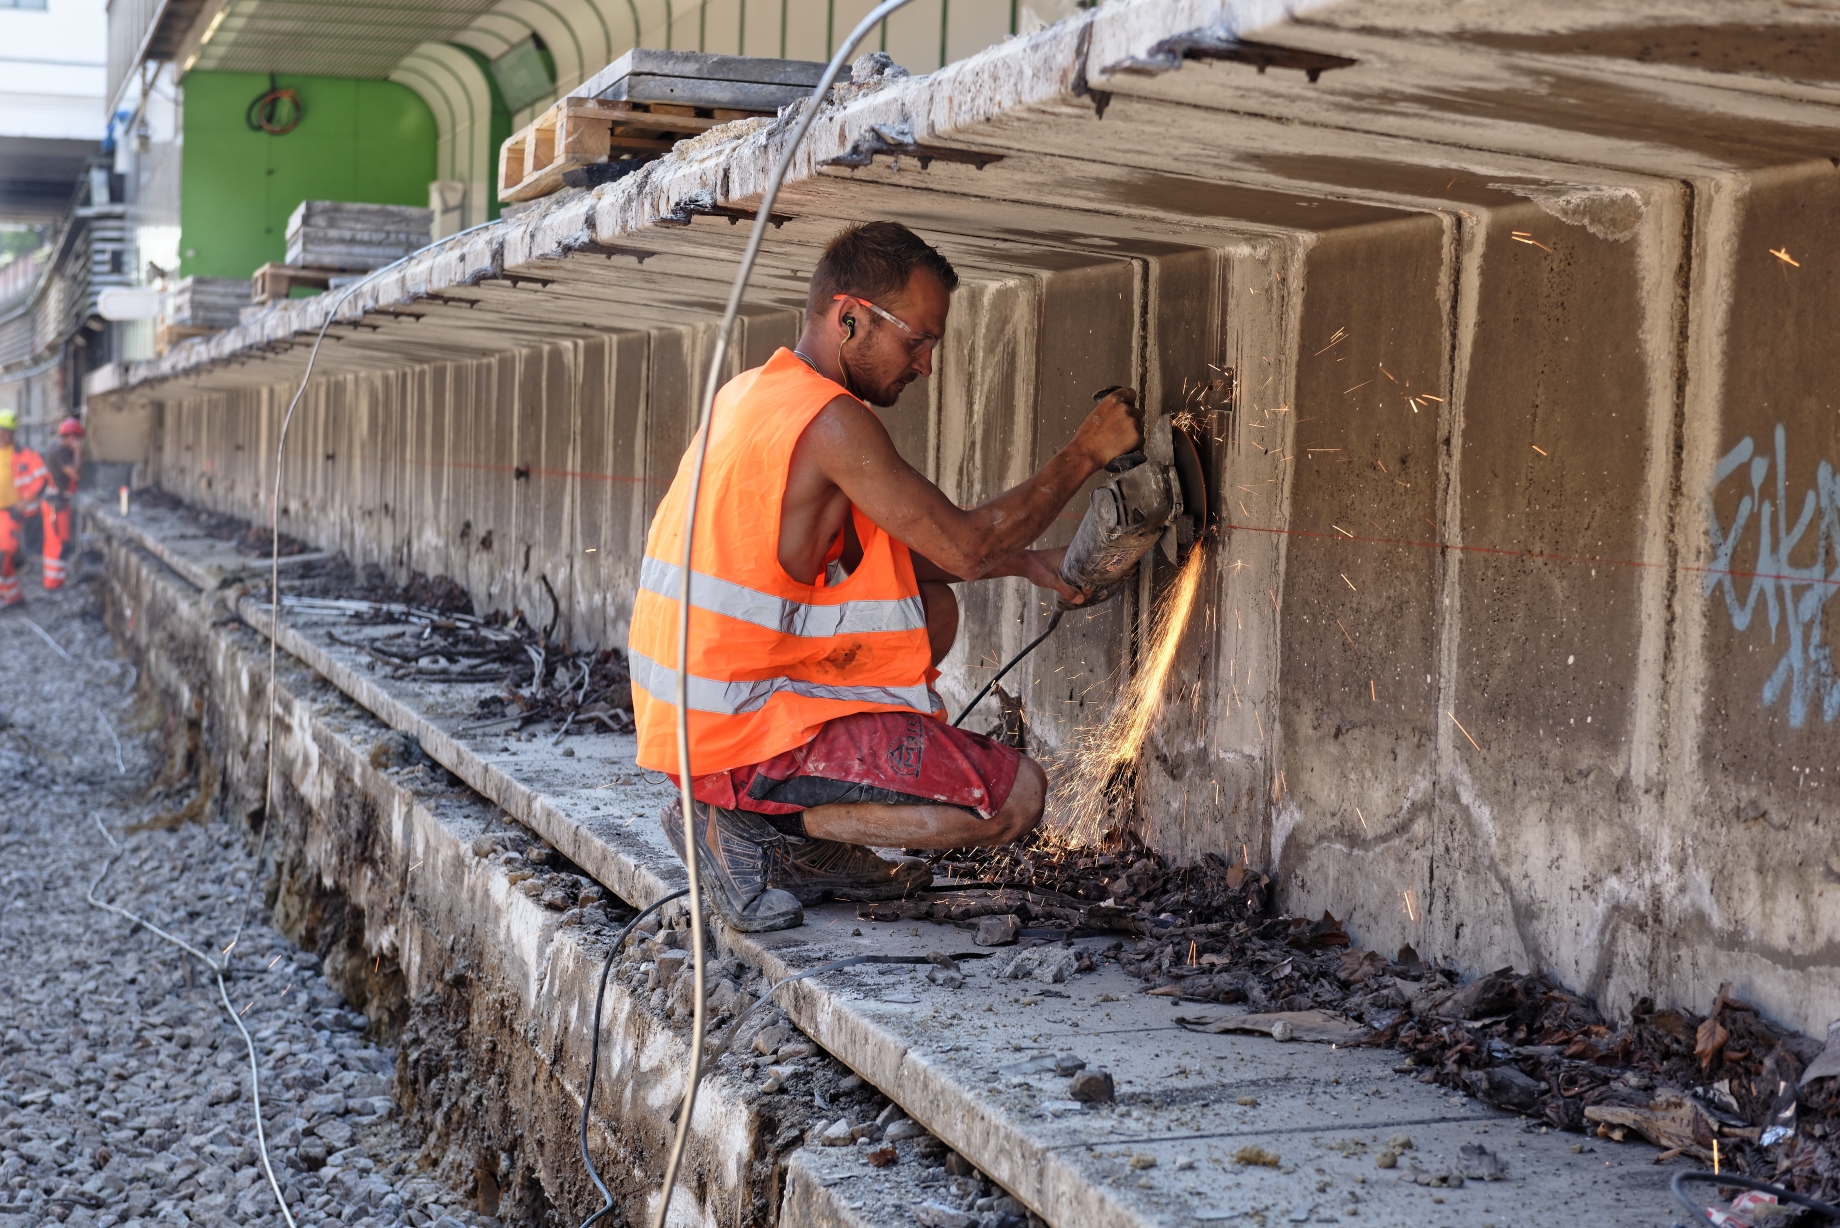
left=660, top=799, right=804, bottom=932
left=768, top=837, right=932, bottom=904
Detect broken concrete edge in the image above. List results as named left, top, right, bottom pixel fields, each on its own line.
left=91, top=510, right=902, bottom=1228
left=231, top=533, right=1139, bottom=1227
left=83, top=500, right=1173, bottom=1227
left=108, top=0, right=1326, bottom=393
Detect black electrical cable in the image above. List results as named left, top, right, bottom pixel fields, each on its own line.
left=578, top=887, right=690, bottom=1228
left=655, top=4, right=919, bottom=1223
left=1670, top=1170, right=1840, bottom=1226
left=951, top=607, right=1063, bottom=728
left=246, top=76, right=302, bottom=135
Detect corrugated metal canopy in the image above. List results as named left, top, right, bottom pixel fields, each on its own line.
left=188, top=0, right=506, bottom=77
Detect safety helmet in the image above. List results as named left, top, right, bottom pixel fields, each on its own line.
left=0, top=410, right=16, bottom=431
left=57, top=417, right=84, bottom=438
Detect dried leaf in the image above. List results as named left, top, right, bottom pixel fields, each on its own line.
left=1697, top=1017, right=1730, bottom=1071
left=1337, top=949, right=1386, bottom=986
left=1583, top=1095, right=1717, bottom=1158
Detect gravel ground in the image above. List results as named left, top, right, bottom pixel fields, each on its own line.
left=0, top=570, right=480, bottom=1228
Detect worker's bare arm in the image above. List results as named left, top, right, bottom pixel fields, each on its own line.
left=788, top=390, right=1139, bottom=583
left=914, top=545, right=1079, bottom=603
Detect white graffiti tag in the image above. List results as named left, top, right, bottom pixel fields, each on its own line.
left=1705, top=425, right=1840, bottom=728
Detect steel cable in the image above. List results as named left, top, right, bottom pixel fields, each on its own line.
left=577, top=888, right=689, bottom=1228
left=656, top=4, right=918, bottom=1224
left=243, top=216, right=498, bottom=953
left=85, top=812, right=299, bottom=1228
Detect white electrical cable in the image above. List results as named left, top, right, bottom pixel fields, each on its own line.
left=21, top=617, right=73, bottom=662
left=242, top=217, right=498, bottom=952
left=656, top=4, right=917, bottom=1223
left=85, top=812, right=299, bottom=1228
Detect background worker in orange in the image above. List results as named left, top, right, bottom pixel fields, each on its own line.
left=43, top=417, right=84, bottom=591
left=0, top=410, right=52, bottom=607
left=629, top=222, right=1143, bottom=932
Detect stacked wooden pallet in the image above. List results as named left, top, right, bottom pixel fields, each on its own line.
left=154, top=323, right=215, bottom=354
left=167, top=276, right=251, bottom=329
left=498, top=49, right=824, bottom=204
left=285, top=201, right=433, bottom=272
left=250, top=264, right=336, bottom=306
left=249, top=202, right=434, bottom=304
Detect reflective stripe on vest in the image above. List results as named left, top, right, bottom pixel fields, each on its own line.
left=628, top=647, right=941, bottom=716
left=637, top=557, right=926, bottom=639
left=628, top=347, right=940, bottom=776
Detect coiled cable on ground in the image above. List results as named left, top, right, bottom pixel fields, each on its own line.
left=657, top=3, right=917, bottom=1225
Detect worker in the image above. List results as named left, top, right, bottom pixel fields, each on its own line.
left=629, top=222, right=1142, bottom=931
left=43, top=417, right=82, bottom=591
left=0, top=410, right=51, bottom=606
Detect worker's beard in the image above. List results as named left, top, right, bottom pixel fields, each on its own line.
left=839, top=349, right=915, bottom=409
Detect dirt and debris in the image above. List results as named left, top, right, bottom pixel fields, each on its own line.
left=922, top=833, right=1840, bottom=1204
left=292, top=595, right=636, bottom=741
left=238, top=551, right=634, bottom=740
left=132, top=486, right=314, bottom=558
left=1366, top=970, right=1840, bottom=1201
left=128, top=494, right=635, bottom=743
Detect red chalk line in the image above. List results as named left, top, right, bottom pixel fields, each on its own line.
left=1219, top=520, right=1840, bottom=591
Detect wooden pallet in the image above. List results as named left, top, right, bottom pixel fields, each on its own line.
left=497, top=98, right=765, bottom=204
left=155, top=323, right=216, bottom=353
left=250, top=263, right=342, bottom=305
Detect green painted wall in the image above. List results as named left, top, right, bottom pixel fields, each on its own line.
left=180, top=72, right=437, bottom=281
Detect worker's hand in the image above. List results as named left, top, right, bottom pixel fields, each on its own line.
left=1003, top=547, right=1087, bottom=605
left=1070, top=387, right=1143, bottom=469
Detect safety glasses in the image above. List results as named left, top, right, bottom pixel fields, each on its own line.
left=834, top=294, right=941, bottom=355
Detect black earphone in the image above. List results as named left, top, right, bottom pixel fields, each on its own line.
left=842, top=314, right=856, bottom=339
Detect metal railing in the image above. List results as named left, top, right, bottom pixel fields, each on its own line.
left=106, top=0, right=166, bottom=114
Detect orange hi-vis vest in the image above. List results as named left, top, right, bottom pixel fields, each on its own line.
left=629, top=348, right=942, bottom=776
left=6, top=448, right=48, bottom=513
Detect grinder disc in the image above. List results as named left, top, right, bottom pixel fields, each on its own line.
left=1172, top=424, right=1208, bottom=528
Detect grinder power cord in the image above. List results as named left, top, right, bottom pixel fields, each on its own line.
left=953, top=400, right=1208, bottom=728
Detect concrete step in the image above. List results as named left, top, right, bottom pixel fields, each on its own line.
left=90, top=500, right=1696, bottom=1228
left=92, top=503, right=908, bottom=1228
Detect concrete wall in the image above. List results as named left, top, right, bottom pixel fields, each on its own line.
left=130, top=162, right=1840, bottom=1040
left=102, top=0, right=1840, bottom=1043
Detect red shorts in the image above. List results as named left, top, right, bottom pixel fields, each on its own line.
left=684, top=711, right=1021, bottom=821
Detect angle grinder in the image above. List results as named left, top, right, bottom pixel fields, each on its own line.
left=952, top=390, right=1208, bottom=726
left=1056, top=394, right=1208, bottom=607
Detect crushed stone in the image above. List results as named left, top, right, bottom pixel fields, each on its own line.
left=0, top=569, right=483, bottom=1228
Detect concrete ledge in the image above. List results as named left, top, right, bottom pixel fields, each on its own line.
left=89, top=498, right=1699, bottom=1228
left=93, top=505, right=888, bottom=1228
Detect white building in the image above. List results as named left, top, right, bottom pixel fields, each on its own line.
left=0, top=0, right=108, bottom=220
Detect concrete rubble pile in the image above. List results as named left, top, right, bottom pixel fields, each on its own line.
left=1377, top=974, right=1840, bottom=1202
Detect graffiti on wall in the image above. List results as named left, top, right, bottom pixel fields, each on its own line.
left=1706, top=425, right=1840, bottom=728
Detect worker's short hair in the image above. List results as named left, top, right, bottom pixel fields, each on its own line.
left=806, top=221, right=958, bottom=318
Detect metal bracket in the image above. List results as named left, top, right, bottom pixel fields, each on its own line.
left=1107, top=29, right=1356, bottom=83
left=821, top=122, right=1003, bottom=171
